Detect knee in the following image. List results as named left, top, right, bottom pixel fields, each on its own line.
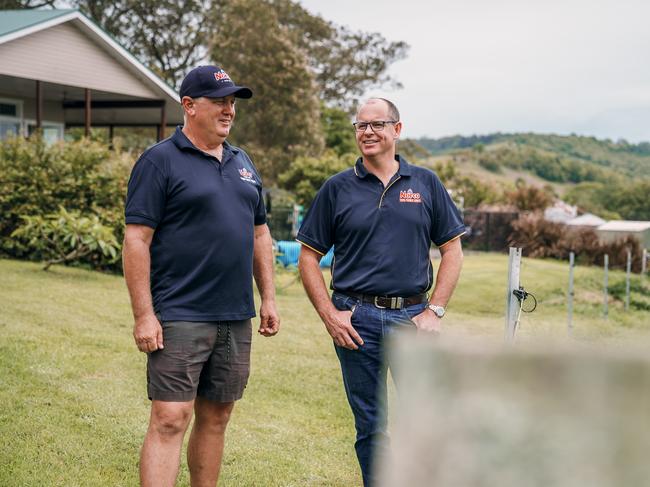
left=195, top=401, right=234, bottom=434
left=150, top=403, right=193, bottom=437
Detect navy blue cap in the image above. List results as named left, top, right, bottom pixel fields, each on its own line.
left=179, top=65, right=253, bottom=100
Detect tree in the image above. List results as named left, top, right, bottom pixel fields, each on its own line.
left=0, top=0, right=57, bottom=7
left=279, top=150, right=352, bottom=207
left=72, top=0, right=215, bottom=88
left=506, top=180, right=554, bottom=212
left=211, top=0, right=323, bottom=180
left=321, top=105, right=356, bottom=157
left=270, top=0, right=409, bottom=111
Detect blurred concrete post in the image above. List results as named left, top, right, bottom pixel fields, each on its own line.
left=603, top=254, right=609, bottom=319
left=504, top=247, right=522, bottom=342
left=567, top=252, right=575, bottom=335
left=625, top=250, right=631, bottom=311
left=380, top=337, right=650, bottom=487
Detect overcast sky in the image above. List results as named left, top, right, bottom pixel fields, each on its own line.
left=299, top=0, right=650, bottom=142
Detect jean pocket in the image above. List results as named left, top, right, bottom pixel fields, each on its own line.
left=402, top=303, right=427, bottom=324
left=332, top=293, right=360, bottom=317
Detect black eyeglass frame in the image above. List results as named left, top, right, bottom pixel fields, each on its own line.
left=352, top=120, right=399, bottom=132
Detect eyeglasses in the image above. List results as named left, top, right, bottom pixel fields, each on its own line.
left=352, top=120, right=398, bottom=132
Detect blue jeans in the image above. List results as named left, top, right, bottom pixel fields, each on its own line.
left=331, top=292, right=428, bottom=487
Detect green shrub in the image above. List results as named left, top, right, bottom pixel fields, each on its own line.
left=12, top=207, right=120, bottom=270
left=0, top=136, right=132, bottom=270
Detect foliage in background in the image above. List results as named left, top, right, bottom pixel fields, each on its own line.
left=508, top=213, right=643, bottom=272
left=418, top=133, right=650, bottom=178
left=564, top=180, right=650, bottom=221
left=212, top=0, right=323, bottom=179
left=506, top=180, right=555, bottom=212
left=278, top=150, right=352, bottom=207
left=397, top=139, right=431, bottom=163
left=0, top=136, right=130, bottom=270
left=433, top=160, right=502, bottom=209
left=417, top=132, right=649, bottom=218
left=73, top=0, right=212, bottom=88
left=61, top=0, right=408, bottom=108
left=11, top=207, right=120, bottom=270
left=321, top=105, right=356, bottom=157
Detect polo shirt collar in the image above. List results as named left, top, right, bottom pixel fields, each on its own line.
left=353, top=154, right=412, bottom=178
left=171, top=125, right=239, bottom=157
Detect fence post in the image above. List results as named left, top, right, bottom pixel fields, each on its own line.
left=603, top=254, right=609, bottom=319
left=625, top=250, right=631, bottom=312
left=505, top=247, right=522, bottom=342
left=567, top=252, right=575, bottom=335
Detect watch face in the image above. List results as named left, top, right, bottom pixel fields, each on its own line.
left=429, top=305, right=445, bottom=317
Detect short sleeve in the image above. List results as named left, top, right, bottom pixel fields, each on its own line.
left=296, top=182, right=335, bottom=255
left=254, top=185, right=267, bottom=225
left=429, top=174, right=466, bottom=247
left=124, top=156, right=167, bottom=228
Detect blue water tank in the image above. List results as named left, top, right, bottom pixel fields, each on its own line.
left=276, top=241, right=334, bottom=268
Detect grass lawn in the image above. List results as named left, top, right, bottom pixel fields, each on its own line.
left=1, top=254, right=649, bottom=486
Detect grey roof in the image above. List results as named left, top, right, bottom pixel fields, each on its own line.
left=597, top=221, right=650, bottom=232
left=0, top=9, right=75, bottom=38
left=566, top=213, right=606, bottom=227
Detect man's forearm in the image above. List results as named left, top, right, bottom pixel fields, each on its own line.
left=430, top=239, right=463, bottom=307
left=298, top=249, right=337, bottom=322
left=253, top=225, right=276, bottom=302
left=123, top=237, right=155, bottom=319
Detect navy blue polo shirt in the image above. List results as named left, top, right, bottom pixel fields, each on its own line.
left=297, top=155, right=464, bottom=296
left=125, top=126, right=266, bottom=321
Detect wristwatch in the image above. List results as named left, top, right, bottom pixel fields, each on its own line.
left=427, top=304, right=445, bottom=318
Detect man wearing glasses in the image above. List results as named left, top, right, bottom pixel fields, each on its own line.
left=297, top=98, right=464, bottom=486
left=123, top=65, right=279, bottom=486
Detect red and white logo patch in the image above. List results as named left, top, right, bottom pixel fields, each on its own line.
left=214, top=70, right=231, bottom=82
left=399, top=188, right=422, bottom=203
left=238, top=167, right=256, bottom=183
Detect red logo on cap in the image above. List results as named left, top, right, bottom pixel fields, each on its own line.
left=214, top=70, right=231, bottom=82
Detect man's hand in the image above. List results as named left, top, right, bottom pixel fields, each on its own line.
left=258, top=299, right=280, bottom=337
left=133, top=314, right=164, bottom=353
left=411, top=308, right=442, bottom=334
left=324, top=308, right=364, bottom=350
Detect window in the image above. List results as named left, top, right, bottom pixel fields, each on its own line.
left=27, top=122, right=64, bottom=144
left=0, top=103, right=17, bottom=117
left=0, top=98, right=23, bottom=140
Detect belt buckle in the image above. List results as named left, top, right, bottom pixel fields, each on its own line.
left=374, top=296, right=386, bottom=309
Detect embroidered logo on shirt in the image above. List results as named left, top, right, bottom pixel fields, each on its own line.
left=399, top=188, right=422, bottom=203
left=238, top=167, right=256, bottom=183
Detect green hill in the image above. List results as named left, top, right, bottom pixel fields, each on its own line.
left=415, top=133, right=650, bottom=179
left=404, top=133, right=650, bottom=219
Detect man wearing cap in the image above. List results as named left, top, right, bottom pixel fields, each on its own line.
left=297, top=98, right=464, bottom=486
left=123, top=65, right=279, bottom=486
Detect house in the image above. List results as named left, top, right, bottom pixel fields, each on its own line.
left=596, top=221, right=650, bottom=249
left=0, top=9, right=182, bottom=143
left=565, top=213, right=606, bottom=231
left=544, top=200, right=577, bottom=223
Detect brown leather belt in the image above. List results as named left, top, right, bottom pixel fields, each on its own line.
left=341, top=291, right=428, bottom=310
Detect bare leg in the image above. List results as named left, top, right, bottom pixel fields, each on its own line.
left=140, top=400, right=194, bottom=487
left=187, top=398, right=235, bottom=487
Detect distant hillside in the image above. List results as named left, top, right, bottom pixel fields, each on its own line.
left=403, top=133, right=650, bottom=220
left=416, top=133, right=650, bottom=179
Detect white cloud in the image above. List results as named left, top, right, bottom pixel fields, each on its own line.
left=300, top=0, right=650, bottom=142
